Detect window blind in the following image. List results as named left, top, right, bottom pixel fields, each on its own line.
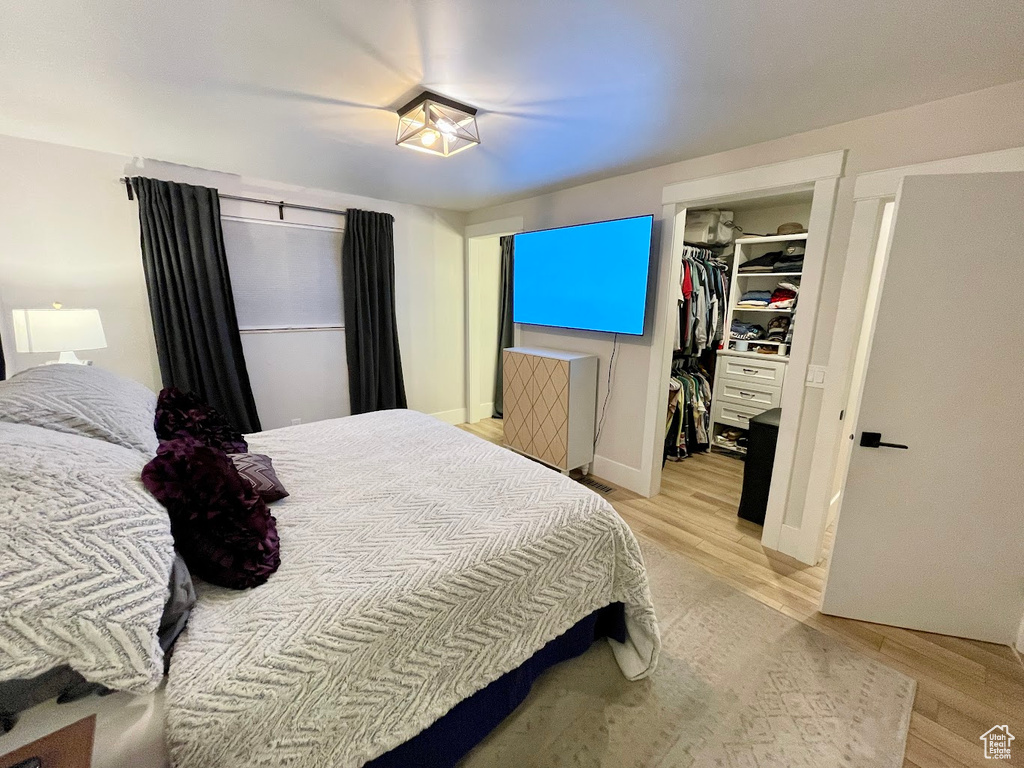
left=222, top=218, right=344, bottom=330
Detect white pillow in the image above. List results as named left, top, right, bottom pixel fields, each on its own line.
left=0, top=364, right=158, bottom=454
left=0, top=422, right=175, bottom=693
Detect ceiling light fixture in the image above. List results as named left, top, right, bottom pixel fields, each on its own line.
left=396, top=91, right=480, bottom=157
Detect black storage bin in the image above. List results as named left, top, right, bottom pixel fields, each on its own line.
left=737, top=408, right=782, bottom=526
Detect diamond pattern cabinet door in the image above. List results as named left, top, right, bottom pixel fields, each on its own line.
left=502, top=351, right=534, bottom=454
left=532, top=357, right=569, bottom=469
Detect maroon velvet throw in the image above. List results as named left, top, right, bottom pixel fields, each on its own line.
left=143, top=436, right=279, bottom=590
left=155, top=387, right=248, bottom=453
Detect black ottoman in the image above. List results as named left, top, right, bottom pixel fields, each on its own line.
left=737, top=407, right=782, bottom=526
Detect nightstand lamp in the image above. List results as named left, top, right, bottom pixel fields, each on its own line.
left=12, top=304, right=107, bottom=365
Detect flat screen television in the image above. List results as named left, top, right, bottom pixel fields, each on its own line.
left=512, top=215, right=653, bottom=335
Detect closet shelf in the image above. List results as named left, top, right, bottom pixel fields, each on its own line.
left=731, top=339, right=784, bottom=346
left=733, top=233, right=808, bottom=244
left=733, top=306, right=793, bottom=313
left=736, top=271, right=803, bottom=277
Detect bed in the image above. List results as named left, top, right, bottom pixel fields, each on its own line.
left=0, top=366, right=660, bottom=768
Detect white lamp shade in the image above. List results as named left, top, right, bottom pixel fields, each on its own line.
left=12, top=308, right=107, bottom=353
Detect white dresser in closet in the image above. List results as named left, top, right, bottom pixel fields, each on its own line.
left=710, top=354, right=786, bottom=434
left=709, top=232, right=802, bottom=452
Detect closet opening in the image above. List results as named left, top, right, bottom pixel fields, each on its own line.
left=659, top=184, right=831, bottom=562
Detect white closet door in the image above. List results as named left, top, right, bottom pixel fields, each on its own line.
left=821, top=171, right=1024, bottom=643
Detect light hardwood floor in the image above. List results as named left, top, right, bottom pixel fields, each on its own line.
left=459, top=418, right=1024, bottom=768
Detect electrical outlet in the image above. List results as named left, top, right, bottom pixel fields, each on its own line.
left=290, top=418, right=302, bottom=426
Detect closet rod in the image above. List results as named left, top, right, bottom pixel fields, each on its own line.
left=119, top=178, right=348, bottom=220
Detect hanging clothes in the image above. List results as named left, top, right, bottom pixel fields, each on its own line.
left=677, top=246, right=729, bottom=357
left=668, top=245, right=724, bottom=462
left=664, top=356, right=713, bottom=462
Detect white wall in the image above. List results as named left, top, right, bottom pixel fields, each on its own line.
left=466, top=78, right=1024, bottom=495
left=0, top=134, right=467, bottom=425
left=0, top=138, right=161, bottom=385
left=240, top=329, right=349, bottom=430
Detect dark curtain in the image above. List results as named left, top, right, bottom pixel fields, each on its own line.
left=131, top=176, right=261, bottom=433
left=341, top=209, right=407, bottom=414
left=492, top=235, right=515, bottom=417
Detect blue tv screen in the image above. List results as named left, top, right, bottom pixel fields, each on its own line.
left=513, top=215, right=653, bottom=335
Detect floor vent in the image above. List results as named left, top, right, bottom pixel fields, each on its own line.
left=579, top=476, right=614, bottom=495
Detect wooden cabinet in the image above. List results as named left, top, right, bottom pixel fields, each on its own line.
left=502, top=347, right=598, bottom=472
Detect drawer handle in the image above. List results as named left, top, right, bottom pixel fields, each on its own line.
left=741, top=368, right=758, bottom=375
left=739, top=391, right=756, bottom=399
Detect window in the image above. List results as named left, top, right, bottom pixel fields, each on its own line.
left=222, top=218, right=344, bottom=330
left=222, top=217, right=349, bottom=428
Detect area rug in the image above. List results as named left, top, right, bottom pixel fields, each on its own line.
left=461, top=535, right=915, bottom=767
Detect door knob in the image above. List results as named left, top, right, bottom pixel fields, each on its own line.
left=859, top=431, right=909, bottom=449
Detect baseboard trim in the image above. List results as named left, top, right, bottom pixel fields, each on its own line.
left=591, top=455, right=650, bottom=497
left=430, top=408, right=468, bottom=425
left=467, top=402, right=495, bottom=423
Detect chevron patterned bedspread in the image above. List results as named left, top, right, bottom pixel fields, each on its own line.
left=165, top=409, right=659, bottom=768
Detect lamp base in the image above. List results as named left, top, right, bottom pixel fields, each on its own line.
left=46, top=351, right=91, bottom=365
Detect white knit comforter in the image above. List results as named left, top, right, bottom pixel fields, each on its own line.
left=165, top=410, right=660, bottom=768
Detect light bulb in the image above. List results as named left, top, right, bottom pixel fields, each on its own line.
left=420, top=131, right=438, bottom=147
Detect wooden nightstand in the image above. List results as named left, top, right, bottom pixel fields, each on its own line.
left=1, top=716, right=94, bottom=768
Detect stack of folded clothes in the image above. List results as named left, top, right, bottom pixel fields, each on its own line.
left=738, top=244, right=806, bottom=274
left=768, top=280, right=799, bottom=309
left=772, top=244, right=804, bottom=272
left=767, top=316, right=790, bottom=342
left=738, top=251, right=782, bottom=273
left=731, top=319, right=765, bottom=340
left=736, top=289, right=772, bottom=307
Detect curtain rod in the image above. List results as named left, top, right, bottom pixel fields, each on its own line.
left=119, top=177, right=347, bottom=220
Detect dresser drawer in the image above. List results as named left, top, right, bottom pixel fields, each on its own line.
left=712, top=400, right=770, bottom=430
left=718, top=354, right=787, bottom=385
left=717, top=379, right=782, bottom=410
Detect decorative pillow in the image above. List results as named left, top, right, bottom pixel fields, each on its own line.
left=142, top=437, right=280, bottom=590
left=0, top=364, right=158, bottom=454
left=0, top=422, right=175, bottom=693
left=229, top=453, right=289, bottom=502
left=155, top=387, right=248, bottom=453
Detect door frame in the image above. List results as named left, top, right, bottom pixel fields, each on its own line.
left=464, top=217, right=524, bottom=423
left=649, top=152, right=846, bottom=563
left=806, top=146, right=1024, bottom=577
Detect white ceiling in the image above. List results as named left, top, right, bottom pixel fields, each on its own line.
left=2, top=0, right=1023, bottom=211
